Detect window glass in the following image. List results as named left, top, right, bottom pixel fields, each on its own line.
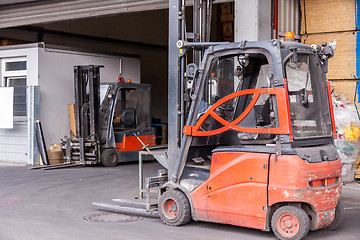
left=285, top=54, right=332, bottom=138
left=5, top=61, right=26, bottom=71
left=200, top=56, right=239, bottom=122
left=198, top=53, right=277, bottom=140
left=6, top=77, right=27, bottom=116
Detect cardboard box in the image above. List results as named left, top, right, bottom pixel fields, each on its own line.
left=50, top=144, right=62, bottom=151
left=47, top=150, right=63, bottom=165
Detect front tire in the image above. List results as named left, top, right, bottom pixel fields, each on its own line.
left=101, top=148, right=119, bottom=167
left=271, top=205, right=310, bottom=240
left=159, top=189, right=191, bottom=226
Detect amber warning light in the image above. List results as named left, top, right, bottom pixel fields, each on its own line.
left=285, top=32, right=295, bottom=40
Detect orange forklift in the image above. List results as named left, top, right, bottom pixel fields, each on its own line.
left=60, top=65, right=156, bottom=167
left=95, top=36, right=343, bottom=239
left=158, top=36, right=342, bottom=239
left=94, top=1, right=343, bottom=239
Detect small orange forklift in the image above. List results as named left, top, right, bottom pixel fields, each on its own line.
left=61, top=65, right=156, bottom=167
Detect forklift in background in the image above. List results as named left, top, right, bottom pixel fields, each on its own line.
left=94, top=1, right=343, bottom=240
left=61, top=65, right=155, bottom=167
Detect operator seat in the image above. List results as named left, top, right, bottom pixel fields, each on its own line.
left=120, top=108, right=138, bottom=128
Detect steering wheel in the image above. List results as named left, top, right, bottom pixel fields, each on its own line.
left=218, top=101, right=234, bottom=112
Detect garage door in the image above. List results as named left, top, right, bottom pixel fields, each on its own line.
left=0, top=0, right=172, bottom=29
left=0, top=0, right=231, bottom=29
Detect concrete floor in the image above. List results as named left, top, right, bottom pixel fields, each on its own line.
left=0, top=161, right=359, bottom=240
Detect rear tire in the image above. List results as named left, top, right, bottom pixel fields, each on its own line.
left=159, top=189, right=191, bottom=226
left=271, top=205, right=310, bottom=240
left=326, top=201, right=344, bottom=230
left=101, top=148, right=119, bottom=167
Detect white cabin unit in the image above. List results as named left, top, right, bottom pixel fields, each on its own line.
left=0, top=43, right=140, bottom=165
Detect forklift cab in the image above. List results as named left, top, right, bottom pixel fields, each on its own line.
left=100, top=82, right=155, bottom=164
left=190, top=52, right=277, bottom=147
left=110, top=84, right=150, bottom=130
left=159, top=39, right=341, bottom=240
left=188, top=46, right=334, bottom=147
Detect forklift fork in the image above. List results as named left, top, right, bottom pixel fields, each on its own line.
left=92, top=133, right=168, bottom=217
left=92, top=169, right=167, bottom=218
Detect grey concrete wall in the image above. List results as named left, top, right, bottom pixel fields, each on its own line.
left=38, top=47, right=140, bottom=145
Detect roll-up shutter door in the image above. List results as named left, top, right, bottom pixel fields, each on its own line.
left=0, top=0, right=232, bottom=29
left=0, top=0, right=171, bottom=28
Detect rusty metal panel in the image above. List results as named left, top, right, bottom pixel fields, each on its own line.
left=278, top=0, right=300, bottom=39
left=0, top=0, right=233, bottom=29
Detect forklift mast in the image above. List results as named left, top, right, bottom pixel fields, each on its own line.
left=74, top=65, right=102, bottom=140
left=168, top=0, right=215, bottom=181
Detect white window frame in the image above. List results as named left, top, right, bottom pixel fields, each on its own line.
left=1, top=57, right=27, bottom=122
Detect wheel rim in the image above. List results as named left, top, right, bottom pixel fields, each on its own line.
left=277, top=213, right=300, bottom=237
left=109, top=152, right=117, bottom=164
left=163, top=198, right=178, bottom=220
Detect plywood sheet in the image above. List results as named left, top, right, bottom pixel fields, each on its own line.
left=302, top=31, right=356, bottom=80
left=332, top=80, right=357, bottom=101
left=68, top=104, right=76, bottom=138
left=300, top=0, right=356, bottom=34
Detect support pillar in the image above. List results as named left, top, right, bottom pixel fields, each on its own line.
left=234, top=0, right=272, bottom=41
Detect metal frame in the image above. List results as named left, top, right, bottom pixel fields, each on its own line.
left=138, top=150, right=168, bottom=199
left=27, top=85, right=39, bottom=165
left=168, top=0, right=181, bottom=180
left=183, top=88, right=291, bottom=136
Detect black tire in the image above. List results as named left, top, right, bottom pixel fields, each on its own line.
left=271, top=205, right=310, bottom=240
left=159, top=189, right=191, bottom=226
left=101, top=148, right=119, bottom=167
left=326, top=201, right=344, bottom=231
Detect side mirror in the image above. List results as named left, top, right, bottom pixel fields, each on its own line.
left=323, top=45, right=334, bottom=59
left=186, top=63, right=199, bottom=79
left=237, top=55, right=250, bottom=67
